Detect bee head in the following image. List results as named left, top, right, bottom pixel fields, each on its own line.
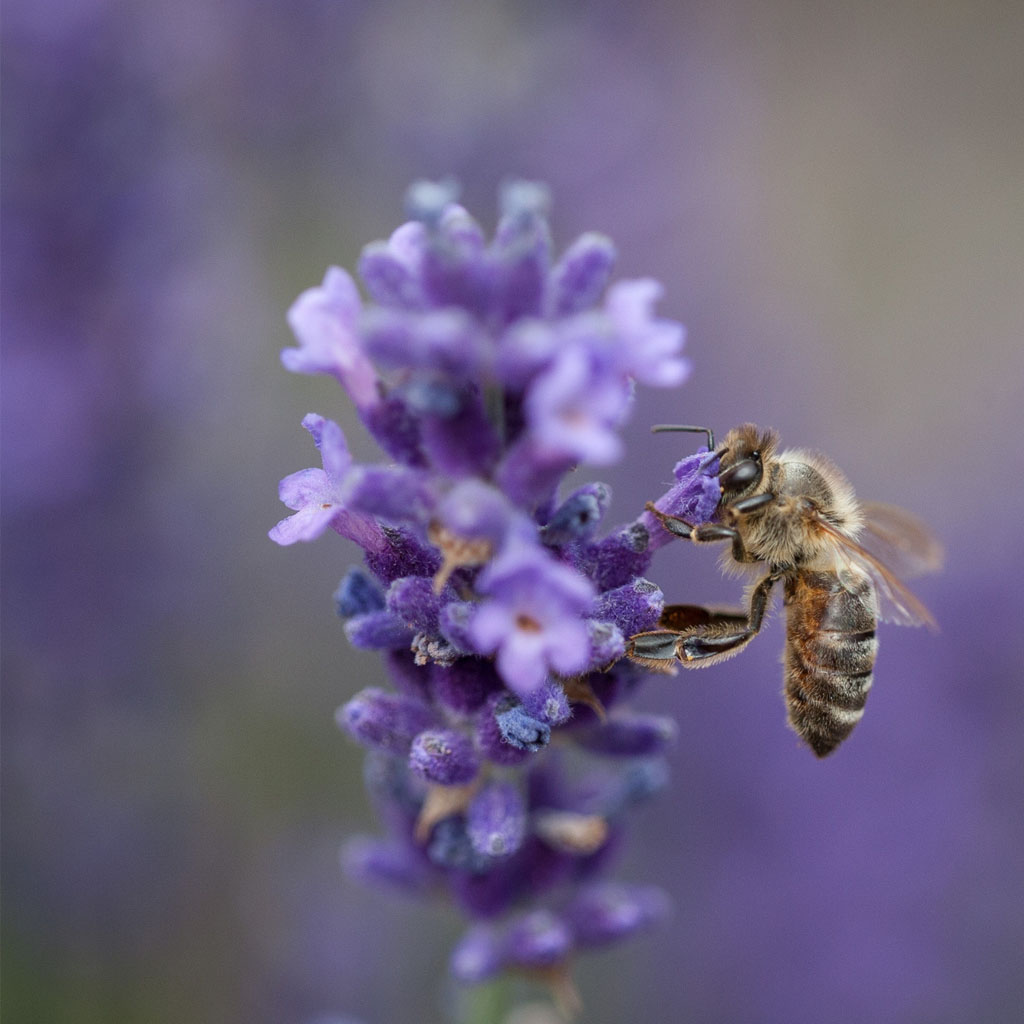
left=717, top=424, right=779, bottom=497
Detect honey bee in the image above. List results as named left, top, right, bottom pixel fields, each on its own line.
left=627, top=424, right=943, bottom=757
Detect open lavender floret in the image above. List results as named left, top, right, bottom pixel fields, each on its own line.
left=270, top=181, right=719, bottom=996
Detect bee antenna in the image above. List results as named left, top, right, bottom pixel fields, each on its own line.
left=651, top=424, right=715, bottom=451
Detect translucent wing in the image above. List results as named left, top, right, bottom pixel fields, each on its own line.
left=858, top=501, right=944, bottom=579
left=814, top=514, right=939, bottom=630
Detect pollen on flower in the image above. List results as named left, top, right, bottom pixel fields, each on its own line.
left=271, top=179, right=702, bottom=1001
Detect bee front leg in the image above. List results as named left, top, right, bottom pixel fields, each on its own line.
left=644, top=502, right=758, bottom=563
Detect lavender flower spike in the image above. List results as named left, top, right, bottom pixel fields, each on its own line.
left=271, top=181, right=706, bottom=1010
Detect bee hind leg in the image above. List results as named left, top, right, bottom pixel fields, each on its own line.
left=629, top=574, right=780, bottom=669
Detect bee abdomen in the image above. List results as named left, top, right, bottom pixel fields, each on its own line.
left=783, top=573, right=879, bottom=757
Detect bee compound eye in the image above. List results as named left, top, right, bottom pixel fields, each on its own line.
left=719, top=458, right=762, bottom=492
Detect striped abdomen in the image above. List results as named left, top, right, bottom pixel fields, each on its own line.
left=783, top=570, right=879, bottom=757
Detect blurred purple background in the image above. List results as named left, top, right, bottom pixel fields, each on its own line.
left=4, top=1, right=1023, bottom=1022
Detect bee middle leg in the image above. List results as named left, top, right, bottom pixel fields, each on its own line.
left=628, top=573, right=780, bottom=669
left=644, top=497, right=773, bottom=564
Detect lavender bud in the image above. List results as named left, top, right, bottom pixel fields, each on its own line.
left=427, top=816, right=491, bottom=873
left=494, top=695, right=551, bottom=751
left=573, top=523, right=652, bottom=591
left=450, top=923, right=506, bottom=983
left=540, top=483, right=612, bottom=545
left=593, top=577, right=665, bottom=637
left=585, top=620, right=626, bottom=667
left=409, top=729, right=480, bottom=786
left=343, top=465, right=437, bottom=524
left=520, top=679, right=571, bottom=726
left=344, top=610, right=416, bottom=650
left=504, top=909, right=573, bottom=968
left=565, top=882, right=670, bottom=948
left=386, top=576, right=443, bottom=634
left=467, top=781, right=527, bottom=858
left=405, top=177, right=460, bottom=223
left=342, top=836, right=430, bottom=894
left=333, top=567, right=386, bottom=618
left=437, top=600, right=481, bottom=655
left=577, top=713, right=677, bottom=757
left=338, top=689, right=437, bottom=755
left=547, top=232, right=617, bottom=316
left=430, top=658, right=502, bottom=714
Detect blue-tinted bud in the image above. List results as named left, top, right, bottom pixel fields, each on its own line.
left=334, top=566, right=385, bottom=618
left=426, top=816, right=491, bottom=873
left=494, top=695, right=551, bottom=751
left=405, top=178, right=460, bottom=223
left=541, top=483, right=612, bottom=545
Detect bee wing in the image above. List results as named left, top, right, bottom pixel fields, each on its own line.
left=814, top=515, right=939, bottom=630
left=858, top=501, right=945, bottom=578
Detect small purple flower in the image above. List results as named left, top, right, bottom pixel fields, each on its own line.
left=603, top=278, right=690, bottom=388
left=523, top=345, right=631, bottom=465
left=470, top=542, right=595, bottom=695
left=283, top=268, right=380, bottom=411
left=269, top=414, right=383, bottom=550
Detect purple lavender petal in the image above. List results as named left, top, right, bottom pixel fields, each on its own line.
left=420, top=204, right=492, bottom=315
left=360, top=306, right=489, bottom=378
left=356, top=221, right=428, bottom=310
left=467, top=780, right=527, bottom=858
left=283, top=267, right=380, bottom=410
left=494, top=319, right=560, bottom=390
left=547, top=232, right=617, bottom=317
left=418, top=387, right=501, bottom=478
left=524, top=346, right=630, bottom=465
left=565, top=882, right=670, bottom=948
left=338, top=689, right=437, bottom=755
left=435, top=479, right=531, bottom=547
left=343, top=465, right=437, bottom=524
left=409, top=729, right=480, bottom=786
left=604, top=278, right=690, bottom=389
left=491, top=183, right=553, bottom=323
left=361, top=393, right=424, bottom=467
left=494, top=436, right=573, bottom=511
